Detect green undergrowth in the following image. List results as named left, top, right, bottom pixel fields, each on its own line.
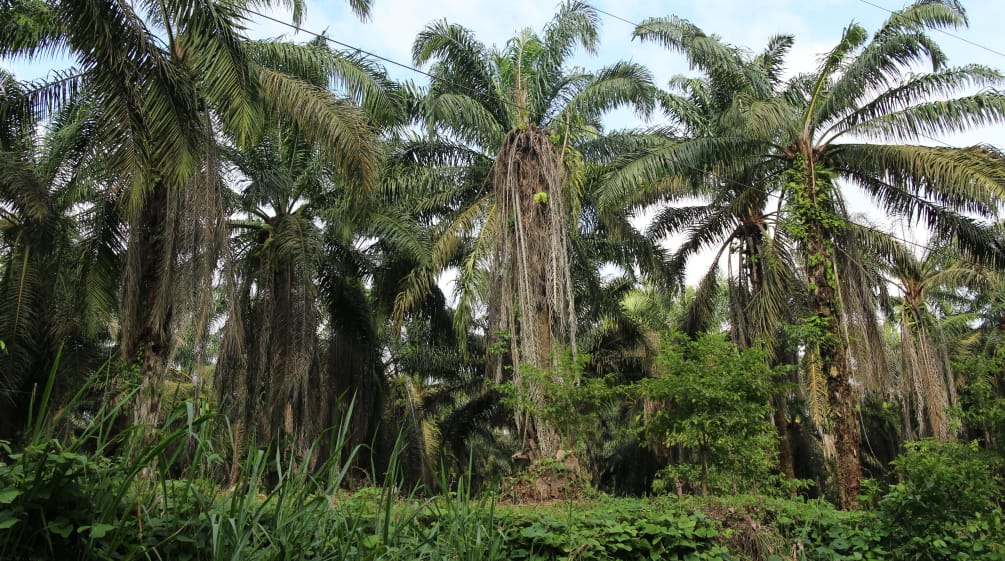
left=492, top=499, right=729, bottom=561
left=2, top=368, right=1003, bottom=560
left=5, top=459, right=1004, bottom=561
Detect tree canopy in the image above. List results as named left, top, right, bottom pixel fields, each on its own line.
left=2, top=0, right=1005, bottom=511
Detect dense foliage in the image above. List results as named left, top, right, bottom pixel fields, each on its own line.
left=3, top=0, right=1005, bottom=557
left=2, top=411, right=1003, bottom=559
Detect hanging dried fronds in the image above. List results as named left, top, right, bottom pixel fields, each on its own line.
left=487, top=125, right=577, bottom=457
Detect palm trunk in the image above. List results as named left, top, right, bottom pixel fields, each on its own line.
left=799, top=160, right=862, bottom=509
left=128, top=184, right=174, bottom=431
left=135, top=338, right=169, bottom=428
left=490, top=126, right=575, bottom=460
left=774, top=396, right=797, bottom=480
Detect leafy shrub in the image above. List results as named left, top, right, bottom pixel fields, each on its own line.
left=953, top=353, right=1005, bottom=458
left=0, top=440, right=122, bottom=560
left=494, top=498, right=731, bottom=561
left=877, top=439, right=1005, bottom=560
left=640, top=333, right=785, bottom=495
left=695, top=495, right=886, bottom=561
left=881, top=440, right=1000, bottom=529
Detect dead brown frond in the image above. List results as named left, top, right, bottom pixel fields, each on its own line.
left=486, top=125, right=577, bottom=457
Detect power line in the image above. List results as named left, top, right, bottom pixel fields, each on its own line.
left=243, top=6, right=997, bottom=258
left=592, top=6, right=637, bottom=29
left=248, top=9, right=442, bottom=83
left=855, top=0, right=1005, bottom=60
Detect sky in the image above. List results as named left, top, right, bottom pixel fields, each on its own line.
left=242, top=0, right=1005, bottom=140
left=5, top=0, right=1005, bottom=285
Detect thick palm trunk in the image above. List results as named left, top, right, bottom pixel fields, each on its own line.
left=135, top=337, right=169, bottom=429
left=329, top=327, right=383, bottom=475
left=773, top=395, right=797, bottom=480
left=799, top=160, right=862, bottom=509
left=489, top=125, right=575, bottom=459
left=807, top=247, right=861, bottom=509
left=127, top=185, right=174, bottom=430
left=522, top=176, right=562, bottom=458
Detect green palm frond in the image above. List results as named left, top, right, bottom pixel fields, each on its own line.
left=646, top=205, right=716, bottom=241
left=62, top=0, right=206, bottom=190
left=542, top=0, right=599, bottom=63
left=421, top=92, right=507, bottom=149
left=451, top=207, right=497, bottom=355
left=250, top=39, right=405, bottom=126
left=634, top=16, right=744, bottom=97
left=256, top=65, right=378, bottom=189
left=832, top=143, right=1005, bottom=218
left=825, top=65, right=1004, bottom=140
left=413, top=20, right=505, bottom=125
left=657, top=87, right=711, bottom=135
left=6, top=71, right=86, bottom=129
left=804, top=23, right=868, bottom=132
left=0, top=151, right=50, bottom=221
left=753, top=34, right=795, bottom=88
left=599, top=136, right=761, bottom=209
left=0, top=0, right=65, bottom=59
left=839, top=93, right=1005, bottom=144
left=678, top=264, right=725, bottom=337
left=722, top=94, right=796, bottom=140
left=557, top=61, right=656, bottom=126
left=165, top=0, right=262, bottom=146
left=814, top=1, right=967, bottom=127
left=851, top=181, right=991, bottom=262
left=577, top=126, right=676, bottom=168
left=738, top=235, right=801, bottom=347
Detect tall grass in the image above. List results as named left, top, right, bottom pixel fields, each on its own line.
left=0, top=360, right=506, bottom=560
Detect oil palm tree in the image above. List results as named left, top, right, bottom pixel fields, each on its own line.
left=774, top=2, right=1005, bottom=507
left=215, top=129, right=331, bottom=469
left=607, top=19, right=812, bottom=482
left=2, top=0, right=378, bottom=430
left=614, top=20, right=804, bottom=347
left=863, top=231, right=995, bottom=441
left=214, top=34, right=403, bottom=474
left=0, top=80, right=123, bottom=439
left=410, top=0, right=656, bottom=458
left=612, top=1, right=1005, bottom=507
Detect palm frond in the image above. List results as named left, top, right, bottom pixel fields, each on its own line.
left=0, top=0, right=66, bottom=59
left=256, top=65, right=378, bottom=189
left=833, top=143, right=1005, bottom=218
left=556, top=61, right=656, bottom=126
left=164, top=0, right=262, bottom=146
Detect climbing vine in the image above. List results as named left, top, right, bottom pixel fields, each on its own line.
left=782, top=156, right=844, bottom=294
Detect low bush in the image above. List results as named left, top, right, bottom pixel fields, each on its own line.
left=877, top=439, right=1005, bottom=560
left=494, top=499, right=730, bottom=561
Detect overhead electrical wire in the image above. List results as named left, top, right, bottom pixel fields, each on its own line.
left=855, top=0, right=1005, bottom=60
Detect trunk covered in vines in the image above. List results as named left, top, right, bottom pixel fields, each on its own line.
left=487, top=125, right=577, bottom=459
left=787, top=157, right=862, bottom=509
